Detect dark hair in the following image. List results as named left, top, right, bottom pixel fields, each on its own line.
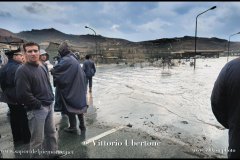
left=5, top=47, right=21, bottom=59
left=85, top=54, right=91, bottom=59
left=23, top=42, right=40, bottom=52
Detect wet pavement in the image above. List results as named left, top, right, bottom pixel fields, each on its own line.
left=0, top=57, right=235, bottom=158
left=0, top=100, right=225, bottom=158
left=0, top=92, right=227, bottom=158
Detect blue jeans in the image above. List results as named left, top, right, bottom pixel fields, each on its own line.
left=27, top=104, right=58, bottom=158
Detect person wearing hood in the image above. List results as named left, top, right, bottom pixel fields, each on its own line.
left=0, top=47, right=31, bottom=145
left=51, top=41, right=88, bottom=134
left=40, top=49, right=53, bottom=71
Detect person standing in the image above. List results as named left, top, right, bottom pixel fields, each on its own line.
left=40, top=49, right=53, bottom=71
left=211, top=57, right=240, bottom=158
left=0, top=47, right=31, bottom=145
left=82, top=54, right=96, bottom=93
left=15, top=42, right=59, bottom=158
left=51, top=41, right=88, bottom=134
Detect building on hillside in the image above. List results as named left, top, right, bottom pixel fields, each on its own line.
left=171, top=50, right=224, bottom=58
left=45, top=42, right=60, bottom=63
left=0, top=37, right=25, bottom=67
left=39, top=42, right=50, bottom=50
left=0, top=36, right=25, bottom=46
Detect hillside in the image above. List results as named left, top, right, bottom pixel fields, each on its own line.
left=1, top=28, right=240, bottom=63
left=1, top=28, right=238, bottom=51
left=139, top=36, right=230, bottom=51
left=0, top=28, right=16, bottom=37
left=15, top=28, right=131, bottom=47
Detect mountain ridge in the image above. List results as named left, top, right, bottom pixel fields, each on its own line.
left=1, top=28, right=240, bottom=62
left=0, top=27, right=233, bottom=45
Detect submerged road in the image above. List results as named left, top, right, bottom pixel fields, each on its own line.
left=1, top=57, right=236, bottom=158
left=0, top=91, right=226, bottom=158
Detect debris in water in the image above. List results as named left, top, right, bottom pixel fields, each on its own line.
left=151, top=136, right=156, bottom=140
left=124, top=116, right=129, bottom=118
left=127, top=123, right=132, bottom=127
left=215, top=126, right=225, bottom=130
left=181, top=121, right=188, bottom=124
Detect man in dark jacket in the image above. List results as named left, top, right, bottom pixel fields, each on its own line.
left=51, top=41, right=87, bottom=134
left=0, top=47, right=30, bottom=145
left=15, top=42, right=58, bottom=158
left=83, top=54, right=96, bottom=93
left=211, top=57, right=240, bottom=158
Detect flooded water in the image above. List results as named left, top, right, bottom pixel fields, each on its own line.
left=88, top=56, right=238, bottom=155
left=1, top=56, right=235, bottom=158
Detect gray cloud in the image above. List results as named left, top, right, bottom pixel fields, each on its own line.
left=54, top=18, right=70, bottom=25
left=24, top=2, right=49, bottom=14
left=0, top=11, right=11, bottom=17
left=174, top=5, right=193, bottom=15
left=1, top=2, right=240, bottom=42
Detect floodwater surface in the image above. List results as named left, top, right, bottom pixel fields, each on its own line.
left=88, top=57, right=236, bottom=155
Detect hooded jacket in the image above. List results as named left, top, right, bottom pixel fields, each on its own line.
left=51, top=42, right=87, bottom=112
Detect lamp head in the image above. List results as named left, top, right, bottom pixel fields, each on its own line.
left=210, top=6, right=216, bottom=10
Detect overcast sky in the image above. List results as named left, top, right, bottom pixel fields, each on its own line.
left=1, top=2, right=240, bottom=42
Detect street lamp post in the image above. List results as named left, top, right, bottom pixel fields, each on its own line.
left=194, top=6, right=216, bottom=70
left=227, top=32, right=240, bottom=62
left=85, top=26, right=97, bottom=62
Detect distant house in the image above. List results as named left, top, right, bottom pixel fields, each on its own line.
left=0, top=36, right=26, bottom=67
left=39, top=42, right=50, bottom=50
left=0, top=42, right=23, bottom=67
left=0, top=36, right=25, bottom=45
left=171, top=50, right=223, bottom=58
left=102, top=56, right=119, bottom=64
left=0, top=48, right=8, bottom=67
left=45, top=42, right=60, bottom=63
